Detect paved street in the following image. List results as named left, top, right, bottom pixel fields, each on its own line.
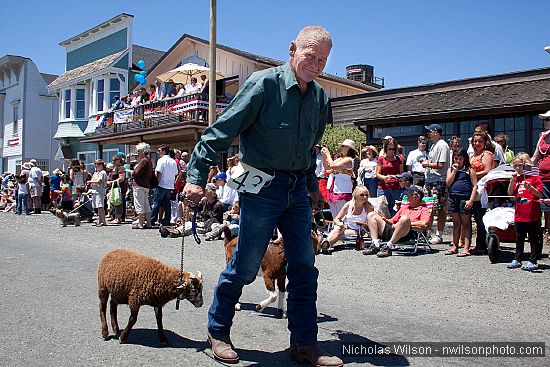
left=0, top=212, right=548, bottom=367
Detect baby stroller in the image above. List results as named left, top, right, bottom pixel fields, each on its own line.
left=483, top=174, right=543, bottom=263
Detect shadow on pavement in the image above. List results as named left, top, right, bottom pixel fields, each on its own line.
left=121, top=328, right=208, bottom=350
left=330, top=329, right=410, bottom=366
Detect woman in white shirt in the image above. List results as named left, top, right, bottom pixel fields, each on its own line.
left=358, top=145, right=379, bottom=197
left=320, top=186, right=373, bottom=252
left=321, top=139, right=357, bottom=220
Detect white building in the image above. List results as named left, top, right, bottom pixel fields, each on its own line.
left=0, top=55, right=59, bottom=173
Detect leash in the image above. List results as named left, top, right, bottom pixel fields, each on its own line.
left=176, top=200, right=201, bottom=310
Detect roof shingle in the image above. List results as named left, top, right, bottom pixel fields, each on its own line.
left=48, top=50, right=127, bottom=91
left=331, top=67, right=550, bottom=125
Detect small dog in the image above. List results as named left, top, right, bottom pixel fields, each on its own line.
left=54, top=209, right=81, bottom=227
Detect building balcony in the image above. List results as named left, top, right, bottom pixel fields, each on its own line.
left=80, top=93, right=231, bottom=145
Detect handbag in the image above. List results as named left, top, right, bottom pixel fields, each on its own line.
left=109, top=181, right=122, bottom=206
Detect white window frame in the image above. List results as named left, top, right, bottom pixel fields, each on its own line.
left=103, top=148, right=119, bottom=165
left=96, top=79, right=105, bottom=113
left=75, top=87, right=86, bottom=119
left=64, top=89, right=72, bottom=120
left=12, top=105, right=19, bottom=136
left=77, top=150, right=97, bottom=173
left=109, top=77, right=121, bottom=107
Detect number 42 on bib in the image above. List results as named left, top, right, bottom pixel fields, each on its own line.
left=227, top=162, right=274, bottom=194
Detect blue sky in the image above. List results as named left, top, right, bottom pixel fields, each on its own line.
left=1, top=0, right=549, bottom=88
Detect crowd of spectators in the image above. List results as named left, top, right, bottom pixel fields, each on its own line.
left=315, top=116, right=550, bottom=271
left=110, top=75, right=211, bottom=112
left=3, top=111, right=550, bottom=272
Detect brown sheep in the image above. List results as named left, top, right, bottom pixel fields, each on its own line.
left=97, top=249, right=203, bottom=345
left=223, top=227, right=321, bottom=318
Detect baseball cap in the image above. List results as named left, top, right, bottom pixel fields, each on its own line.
left=397, top=172, right=414, bottom=181
left=205, top=183, right=217, bottom=192
left=406, top=186, right=424, bottom=199
left=214, top=172, right=227, bottom=181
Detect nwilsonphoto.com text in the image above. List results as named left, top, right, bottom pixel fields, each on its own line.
left=342, top=342, right=545, bottom=358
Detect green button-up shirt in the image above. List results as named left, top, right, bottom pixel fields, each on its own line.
left=187, top=62, right=329, bottom=192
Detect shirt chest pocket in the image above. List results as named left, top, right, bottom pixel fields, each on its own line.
left=264, top=115, right=293, bottom=129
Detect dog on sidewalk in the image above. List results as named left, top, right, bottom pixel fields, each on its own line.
left=54, top=209, right=81, bottom=227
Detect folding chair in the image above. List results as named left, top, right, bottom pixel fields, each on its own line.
left=390, top=196, right=435, bottom=255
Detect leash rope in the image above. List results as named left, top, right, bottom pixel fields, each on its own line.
left=176, top=200, right=201, bottom=310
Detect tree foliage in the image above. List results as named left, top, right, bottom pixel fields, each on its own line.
left=320, top=125, right=366, bottom=155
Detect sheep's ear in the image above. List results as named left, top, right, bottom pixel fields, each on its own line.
left=177, top=281, right=187, bottom=290
left=197, top=271, right=202, bottom=279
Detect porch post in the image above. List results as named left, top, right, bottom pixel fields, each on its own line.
left=208, top=0, right=217, bottom=126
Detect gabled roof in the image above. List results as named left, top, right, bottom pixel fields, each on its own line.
left=48, top=50, right=127, bottom=91
left=59, top=13, right=134, bottom=47
left=148, top=34, right=376, bottom=92
left=331, top=67, right=550, bottom=125
left=40, top=73, right=58, bottom=86
left=132, top=45, right=165, bottom=71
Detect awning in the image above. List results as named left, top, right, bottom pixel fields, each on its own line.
left=54, top=122, right=85, bottom=139
left=54, top=145, right=74, bottom=161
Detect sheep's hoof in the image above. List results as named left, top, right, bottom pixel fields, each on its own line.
left=234, top=303, right=241, bottom=311
left=277, top=309, right=286, bottom=319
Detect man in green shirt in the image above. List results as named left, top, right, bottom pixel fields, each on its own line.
left=184, top=26, right=342, bottom=367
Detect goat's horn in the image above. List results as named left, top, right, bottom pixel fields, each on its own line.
left=197, top=271, right=202, bottom=279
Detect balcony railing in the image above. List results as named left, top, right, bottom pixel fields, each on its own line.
left=90, top=93, right=231, bottom=136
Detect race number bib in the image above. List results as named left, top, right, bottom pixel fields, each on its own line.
left=227, top=162, right=274, bottom=194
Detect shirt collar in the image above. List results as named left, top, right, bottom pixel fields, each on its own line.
left=281, top=62, right=316, bottom=95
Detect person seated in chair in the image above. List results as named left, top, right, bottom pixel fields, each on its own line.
left=320, top=186, right=373, bottom=253
left=364, top=186, right=431, bottom=257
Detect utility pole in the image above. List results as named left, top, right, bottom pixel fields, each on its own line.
left=208, top=0, right=217, bottom=126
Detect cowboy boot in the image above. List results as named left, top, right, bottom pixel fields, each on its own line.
left=208, top=333, right=239, bottom=364
left=290, top=345, right=343, bottom=367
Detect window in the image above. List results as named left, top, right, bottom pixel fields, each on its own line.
left=96, top=79, right=104, bottom=112
left=103, top=149, right=120, bottom=164
left=78, top=151, right=97, bottom=173
left=13, top=106, right=18, bottom=136
left=76, top=88, right=85, bottom=119
left=109, top=78, right=120, bottom=107
left=64, top=89, right=71, bottom=119
left=532, top=115, right=543, bottom=153
left=494, top=115, right=527, bottom=154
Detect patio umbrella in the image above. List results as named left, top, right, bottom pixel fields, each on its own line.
left=156, top=63, right=224, bottom=84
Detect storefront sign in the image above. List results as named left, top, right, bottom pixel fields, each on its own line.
left=373, top=125, right=424, bottom=138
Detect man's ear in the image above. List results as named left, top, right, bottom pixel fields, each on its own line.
left=289, top=41, right=296, bottom=56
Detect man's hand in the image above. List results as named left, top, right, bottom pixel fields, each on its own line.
left=309, top=190, right=325, bottom=210
left=183, top=182, right=204, bottom=206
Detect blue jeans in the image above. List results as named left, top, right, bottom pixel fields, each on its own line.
left=208, top=171, right=318, bottom=346
left=363, top=177, right=379, bottom=198
left=151, top=187, right=172, bottom=226
left=16, top=193, right=30, bottom=215
left=378, top=188, right=404, bottom=217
